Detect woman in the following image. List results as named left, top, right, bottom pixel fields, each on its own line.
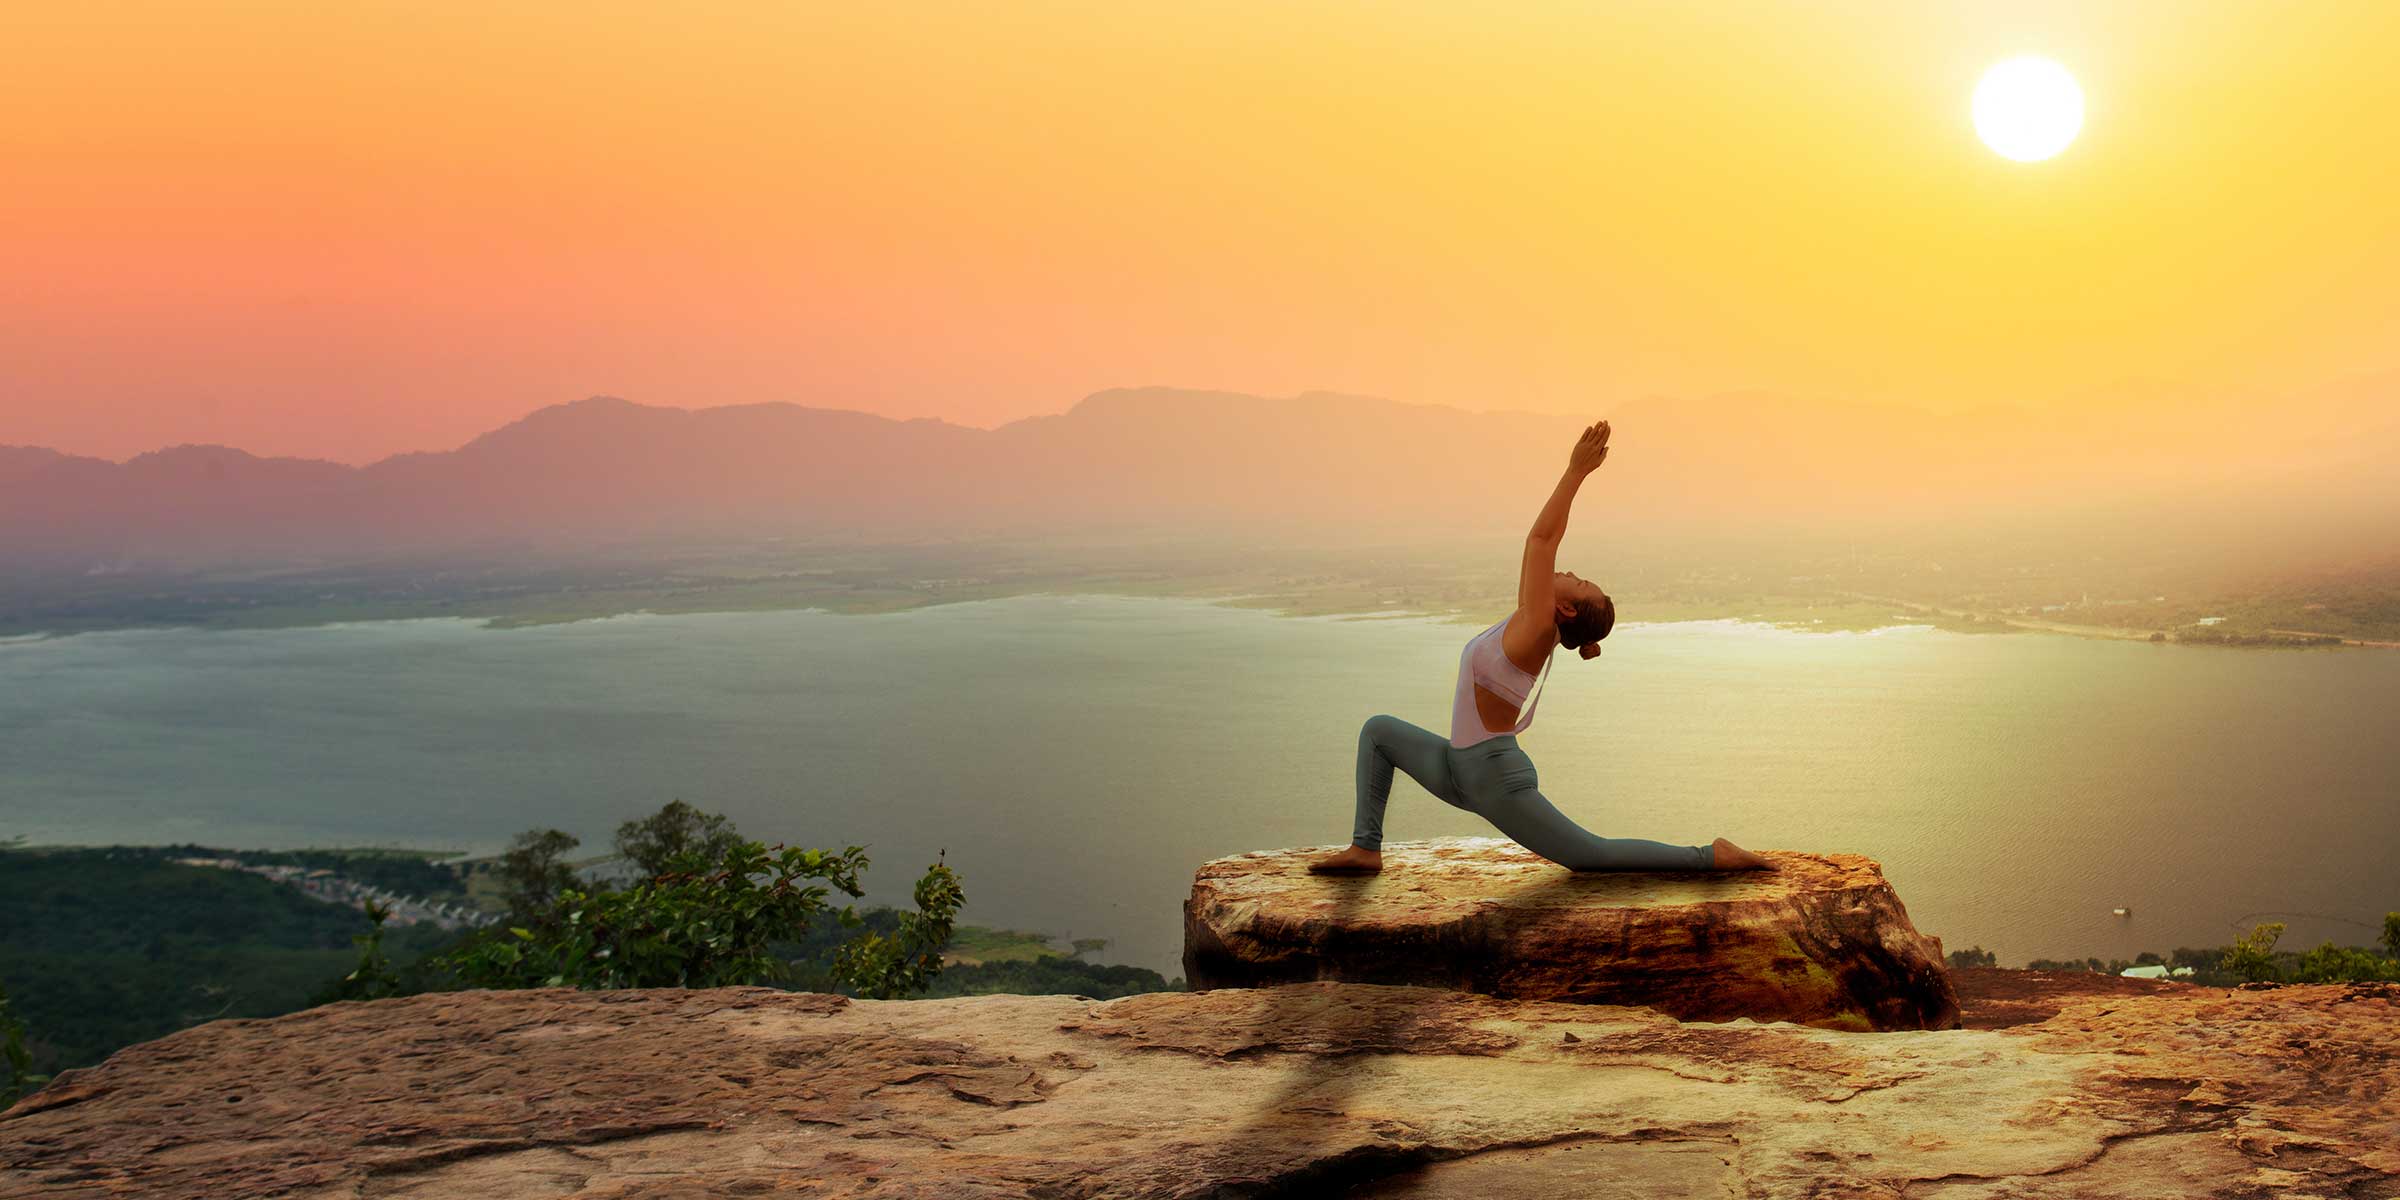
left=1310, top=419, right=1772, bottom=875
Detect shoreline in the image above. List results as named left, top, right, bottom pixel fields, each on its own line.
left=3, top=581, right=2386, bottom=649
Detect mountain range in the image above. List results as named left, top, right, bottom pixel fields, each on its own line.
left=4, top=380, right=2395, bottom=567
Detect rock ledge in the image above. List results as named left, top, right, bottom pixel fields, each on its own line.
left=6, top=981, right=2397, bottom=1198
left=1183, top=836, right=1960, bottom=1031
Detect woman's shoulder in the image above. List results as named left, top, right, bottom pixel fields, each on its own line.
left=1488, top=608, right=1551, bottom=677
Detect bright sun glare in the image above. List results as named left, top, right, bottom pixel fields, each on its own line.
left=1973, top=56, right=2084, bottom=163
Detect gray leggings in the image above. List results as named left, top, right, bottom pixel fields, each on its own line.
left=1352, top=714, right=1713, bottom=870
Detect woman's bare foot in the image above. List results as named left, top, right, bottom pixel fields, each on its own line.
left=1308, top=844, right=1384, bottom=874
left=1710, top=837, right=1772, bottom=871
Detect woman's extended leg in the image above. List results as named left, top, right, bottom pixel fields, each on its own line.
left=1480, top=787, right=1715, bottom=871
left=1454, top=741, right=1716, bottom=871
left=1349, top=714, right=1464, bottom=851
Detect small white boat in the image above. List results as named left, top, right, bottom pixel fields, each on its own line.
left=2111, top=907, right=2131, bottom=918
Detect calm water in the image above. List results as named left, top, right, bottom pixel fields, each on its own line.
left=5, top=595, right=2396, bottom=977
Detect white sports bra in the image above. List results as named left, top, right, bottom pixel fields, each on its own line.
left=1448, top=612, right=1555, bottom=749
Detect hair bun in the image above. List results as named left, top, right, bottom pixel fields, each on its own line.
left=1578, top=643, right=1602, bottom=660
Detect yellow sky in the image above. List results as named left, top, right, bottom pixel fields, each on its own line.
left=3, top=1, right=2395, bottom=461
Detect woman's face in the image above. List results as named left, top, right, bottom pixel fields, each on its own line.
left=1553, top=570, right=1605, bottom=609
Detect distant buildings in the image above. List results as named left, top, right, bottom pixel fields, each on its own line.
left=169, top=856, right=496, bottom=930
left=2120, top=964, right=2195, bottom=980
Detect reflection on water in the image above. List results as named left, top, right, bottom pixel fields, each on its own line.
left=4, top=594, right=2396, bottom=976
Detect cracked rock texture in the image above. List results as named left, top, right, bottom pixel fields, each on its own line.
left=1185, top=838, right=1960, bottom=1031
left=5, top=978, right=2395, bottom=1198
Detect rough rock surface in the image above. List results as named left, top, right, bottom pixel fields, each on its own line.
left=7, top=980, right=2395, bottom=1199
left=1184, top=837, right=1960, bottom=1031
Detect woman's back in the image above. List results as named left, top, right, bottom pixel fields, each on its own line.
left=1449, top=613, right=1553, bottom=748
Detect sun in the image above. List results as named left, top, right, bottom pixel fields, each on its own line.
left=1972, top=57, right=2083, bottom=163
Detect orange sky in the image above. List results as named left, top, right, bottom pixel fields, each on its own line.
left=4, top=1, right=2396, bottom=463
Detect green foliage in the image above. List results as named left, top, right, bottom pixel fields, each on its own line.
left=831, top=856, right=964, bottom=999
left=2292, top=941, right=2400, bottom=984
left=614, top=800, right=745, bottom=878
left=2010, top=932, right=2400, bottom=988
left=2221, top=922, right=2287, bottom=983
left=1946, top=946, right=1998, bottom=970
left=450, top=799, right=971, bottom=999
left=2, top=976, right=52, bottom=1106
left=2384, top=912, right=2400, bottom=961
left=312, top=900, right=406, bottom=1004
left=498, top=829, right=581, bottom=922
left=443, top=841, right=863, bottom=990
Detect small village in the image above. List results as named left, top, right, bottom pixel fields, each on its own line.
left=168, top=856, right=497, bottom=931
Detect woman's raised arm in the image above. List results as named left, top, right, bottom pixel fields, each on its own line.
left=1516, top=421, right=1609, bottom=613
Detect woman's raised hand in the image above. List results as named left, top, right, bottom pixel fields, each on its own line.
left=1567, top=420, right=1611, bottom=476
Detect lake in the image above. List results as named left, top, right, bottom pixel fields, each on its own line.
left=5, top=594, right=2395, bottom=978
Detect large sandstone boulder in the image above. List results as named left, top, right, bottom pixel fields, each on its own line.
left=1183, top=837, right=1959, bottom=1031
left=4, top=981, right=2396, bottom=1198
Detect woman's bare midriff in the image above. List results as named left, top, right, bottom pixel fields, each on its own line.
left=1472, top=683, right=1521, bottom=735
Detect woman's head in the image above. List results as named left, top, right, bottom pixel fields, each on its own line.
left=1551, top=570, right=1615, bottom=660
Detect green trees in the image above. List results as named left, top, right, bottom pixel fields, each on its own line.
left=440, top=840, right=962, bottom=993
left=431, top=803, right=965, bottom=996
left=2219, top=917, right=2400, bottom=985
left=613, top=801, right=744, bottom=878
left=2293, top=942, right=2399, bottom=984
left=2008, top=920, right=2400, bottom=987
left=2, top=976, right=51, bottom=1106
left=497, top=829, right=582, bottom=922
left=2220, top=922, right=2287, bottom=983
left=1946, top=946, right=1998, bottom=969
left=0, top=847, right=458, bottom=1074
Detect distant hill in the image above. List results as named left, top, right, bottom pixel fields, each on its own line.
left=3, top=380, right=2394, bottom=566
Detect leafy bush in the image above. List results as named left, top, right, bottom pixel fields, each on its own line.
left=439, top=840, right=962, bottom=994
left=2, top=976, right=51, bottom=1106
left=2221, top=922, right=2286, bottom=983
left=311, top=899, right=405, bottom=1004
left=2293, top=941, right=2400, bottom=984
left=1946, top=946, right=1997, bottom=969
left=832, top=857, right=964, bottom=999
